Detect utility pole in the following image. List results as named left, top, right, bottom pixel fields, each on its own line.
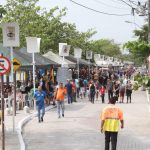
left=148, top=0, right=150, bottom=43
left=148, top=0, right=150, bottom=72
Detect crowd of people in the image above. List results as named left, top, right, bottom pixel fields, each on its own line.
left=1, top=67, right=134, bottom=122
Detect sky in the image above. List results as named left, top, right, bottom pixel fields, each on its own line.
left=0, top=0, right=148, bottom=44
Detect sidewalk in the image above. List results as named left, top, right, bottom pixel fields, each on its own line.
left=0, top=108, right=34, bottom=150
left=0, top=105, right=55, bottom=150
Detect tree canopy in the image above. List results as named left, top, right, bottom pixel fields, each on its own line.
left=0, top=0, right=122, bottom=59
left=124, top=23, right=150, bottom=66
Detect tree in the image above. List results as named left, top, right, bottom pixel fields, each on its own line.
left=133, top=24, right=148, bottom=42
left=0, top=0, right=96, bottom=55
left=124, top=40, right=150, bottom=65
left=124, top=23, right=150, bottom=66
left=90, top=39, right=121, bottom=56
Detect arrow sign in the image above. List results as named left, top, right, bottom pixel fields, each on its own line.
left=0, top=56, right=11, bottom=75
left=13, top=58, right=21, bottom=71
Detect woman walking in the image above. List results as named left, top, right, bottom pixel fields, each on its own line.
left=99, top=85, right=105, bottom=103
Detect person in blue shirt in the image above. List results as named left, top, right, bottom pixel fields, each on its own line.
left=34, top=86, right=46, bottom=123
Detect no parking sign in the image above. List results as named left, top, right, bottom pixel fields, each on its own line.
left=0, top=56, right=11, bottom=75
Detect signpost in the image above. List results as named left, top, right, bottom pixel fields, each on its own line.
left=26, top=37, right=41, bottom=111
left=2, top=22, right=20, bottom=133
left=86, top=51, right=92, bottom=80
left=74, top=48, right=82, bottom=80
left=59, top=43, right=71, bottom=67
left=0, top=55, right=11, bottom=150
left=13, top=58, right=21, bottom=71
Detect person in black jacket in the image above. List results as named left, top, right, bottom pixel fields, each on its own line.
left=90, top=82, right=96, bottom=104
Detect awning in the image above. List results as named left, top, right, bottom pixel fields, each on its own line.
left=65, top=55, right=94, bottom=66
left=43, top=51, right=76, bottom=68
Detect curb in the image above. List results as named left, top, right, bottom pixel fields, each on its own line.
left=17, top=105, right=56, bottom=150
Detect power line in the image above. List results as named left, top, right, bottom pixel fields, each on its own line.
left=117, top=0, right=134, bottom=8
left=128, top=0, right=139, bottom=7
left=93, top=0, right=128, bottom=10
left=69, top=0, right=131, bottom=16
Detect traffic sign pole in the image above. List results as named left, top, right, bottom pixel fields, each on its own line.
left=10, top=47, right=15, bottom=132
left=1, top=75, right=5, bottom=150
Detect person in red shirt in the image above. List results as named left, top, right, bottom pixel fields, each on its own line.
left=99, top=85, right=106, bottom=103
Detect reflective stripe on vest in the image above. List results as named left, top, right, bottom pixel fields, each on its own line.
left=103, top=119, right=120, bottom=132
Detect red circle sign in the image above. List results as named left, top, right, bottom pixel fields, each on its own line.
left=0, top=56, right=11, bottom=75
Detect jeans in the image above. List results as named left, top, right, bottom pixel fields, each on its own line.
left=37, top=105, right=45, bottom=121
left=101, top=94, right=105, bottom=103
left=67, top=93, right=73, bottom=104
left=57, top=101, right=65, bottom=117
left=105, top=131, right=118, bottom=150
left=108, top=90, right=113, bottom=101
left=72, top=93, right=76, bottom=102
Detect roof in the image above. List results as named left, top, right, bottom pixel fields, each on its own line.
left=43, top=51, right=76, bottom=68
left=65, top=55, right=93, bottom=66
left=19, top=48, right=58, bottom=67
left=0, top=44, right=59, bottom=70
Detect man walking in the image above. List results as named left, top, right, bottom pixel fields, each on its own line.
left=55, top=82, right=67, bottom=118
left=65, top=80, right=73, bottom=104
left=34, top=86, right=46, bottom=123
left=100, top=96, right=124, bottom=150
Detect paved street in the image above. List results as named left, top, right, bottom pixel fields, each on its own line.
left=22, top=91, right=150, bottom=150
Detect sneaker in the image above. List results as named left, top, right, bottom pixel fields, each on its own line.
left=62, top=114, right=64, bottom=117
left=39, top=119, right=41, bottom=123
left=41, top=117, right=43, bottom=122
left=58, top=115, right=61, bottom=119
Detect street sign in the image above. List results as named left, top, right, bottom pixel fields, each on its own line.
left=0, top=56, right=11, bottom=75
left=2, top=22, right=20, bottom=47
left=13, top=58, right=21, bottom=71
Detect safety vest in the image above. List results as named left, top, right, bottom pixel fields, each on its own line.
left=102, top=106, right=121, bottom=132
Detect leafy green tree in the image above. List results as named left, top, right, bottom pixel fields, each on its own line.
left=124, top=22, right=150, bottom=66
left=133, top=24, right=148, bottom=42
left=124, top=40, right=150, bottom=65
left=90, top=39, right=121, bottom=56
left=0, top=0, right=96, bottom=55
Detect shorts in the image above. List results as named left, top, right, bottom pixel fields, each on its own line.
left=120, top=91, right=125, bottom=97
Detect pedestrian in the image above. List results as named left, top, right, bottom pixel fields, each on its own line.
left=99, top=85, right=105, bottom=103
left=90, top=82, right=96, bottom=104
left=119, top=83, right=126, bottom=103
left=34, top=86, right=46, bottom=123
left=107, top=79, right=114, bottom=102
left=65, top=80, right=73, bottom=104
left=126, top=80, right=132, bottom=103
left=100, top=96, right=124, bottom=150
left=113, top=81, right=120, bottom=101
left=71, top=80, right=77, bottom=102
left=55, top=82, right=67, bottom=118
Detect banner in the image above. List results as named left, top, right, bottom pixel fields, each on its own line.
left=94, top=54, right=100, bottom=61
left=26, top=37, right=41, bottom=53
left=74, top=48, right=82, bottom=58
left=56, top=67, right=72, bottom=85
left=2, top=22, right=20, bottom=47
left=59, top=43, right=70, bottom=56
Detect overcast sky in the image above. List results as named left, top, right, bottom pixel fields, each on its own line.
left=0, top=0, right=147, bottom=44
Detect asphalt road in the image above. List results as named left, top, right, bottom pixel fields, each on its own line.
left=23, top=91, right=150, bottom=150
